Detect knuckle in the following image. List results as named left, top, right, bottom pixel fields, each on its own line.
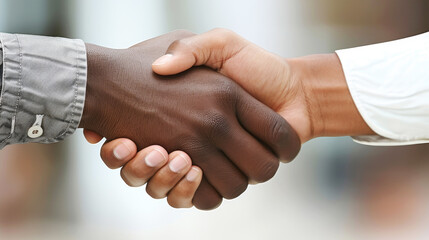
left=210, top=28, right=236, bottom=43
left=268, top=116, right=289, bottom=145
left=193, top=197, right=222, bottom=211
left=171, top=29, right=195, bottom=38
left=178, top=138, right=209, bottom=161
left=266, top=115, right=301, bottom=163
left=168, top=39, right=186, bottom=52
left=210, top=79, right=239, bottom=106
left=223, top=180, right=248, bottom=200
left=281, top=130, right=301, bottom=163
left=179, top=137, right=205, bottom=151
left=201, top=111, right=232, bottom=140
left=252, top=159, right=279, bottom=183
left=211, top=27, right=229, bottom=33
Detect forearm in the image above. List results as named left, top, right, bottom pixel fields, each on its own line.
left=288, top=54, right=375, bottom=139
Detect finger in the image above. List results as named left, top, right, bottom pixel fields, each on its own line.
left=190, top=147, right=248, bottom=200
left=167, top=166, right=202, bottom=208
left=120, top=146, right=168, bottom=187
left=192, top=177, right=223, bottom=210
left=217, top=123, right=280, bottom=184
left=152, top=28, right=242, bottom=75
left=236, top=93, right=301, bottom=163
left=100, top=138, right=138, bottom=169
left=152, top=52, right=195, bottom=76
left=83, top=129, right=104, bottom=144
left=146, top=151, right=192, bottom=199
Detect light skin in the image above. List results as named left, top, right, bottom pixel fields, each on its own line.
left=84, top=133, right=202, bottom=208
left=85, top=28, right=376, bottom=209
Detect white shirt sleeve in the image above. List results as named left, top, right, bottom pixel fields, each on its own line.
left=335, top=32, right=429, bottom=146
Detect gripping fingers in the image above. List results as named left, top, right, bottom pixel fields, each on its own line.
left=193, top=177, right=223, bottom=210
left=236, top=94, right=301, bottom=162
left=146, top=151, right=192, bottom=199
left=120, top=146, right=168, bottom=187
left=167, top=166, right=202, bottom=208
left=100, top=138, right=138, bottom=169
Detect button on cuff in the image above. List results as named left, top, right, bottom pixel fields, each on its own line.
left=27, top=115, right=44, bottom=139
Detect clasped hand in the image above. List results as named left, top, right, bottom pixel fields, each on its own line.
left=80, top=29, right=305, bottom=210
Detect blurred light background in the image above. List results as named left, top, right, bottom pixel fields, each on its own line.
left=0, top=0, right=429, bottom=239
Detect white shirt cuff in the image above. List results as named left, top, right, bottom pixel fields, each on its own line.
left=336, top=32, right=429, bottom=146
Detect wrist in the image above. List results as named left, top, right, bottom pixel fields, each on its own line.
left=289, top=53, right=374, bottom=140
left=79, top=44, right=115, bottom=129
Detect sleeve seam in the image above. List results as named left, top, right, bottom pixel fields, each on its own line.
left=0, top=34, right=23, bottom=144
left=54, top=39, right=80, bottom=140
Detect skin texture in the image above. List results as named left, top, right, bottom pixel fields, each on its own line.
left=91, top=28, right=375, bottom=209
left=79, top=30, right=301, bottom=210
left=151, top=28, right=374, bottom=142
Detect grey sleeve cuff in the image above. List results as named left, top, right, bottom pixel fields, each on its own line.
left=0, top=33, right=87, bottom=148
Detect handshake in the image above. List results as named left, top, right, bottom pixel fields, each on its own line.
left=80, top=29, right=373, bottom=210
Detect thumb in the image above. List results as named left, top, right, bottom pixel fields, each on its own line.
left=152, top=36, right=202, bottom=76
left=152, top=28, right=240, bottom=76
left=152, top=51, right=196, bottom=76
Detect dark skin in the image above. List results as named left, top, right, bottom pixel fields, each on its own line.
left=78, top=30, right=301, bottom=210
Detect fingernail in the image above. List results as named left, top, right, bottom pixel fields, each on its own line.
left=152, top=54, right=173, bottom=66
left=169, top=155, right=188, bottom=173
left=113, top=143, right=131, bottom=160
left=186, top=167, right=200, bottom=182
left=145, top=150, right=166, bottom=167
